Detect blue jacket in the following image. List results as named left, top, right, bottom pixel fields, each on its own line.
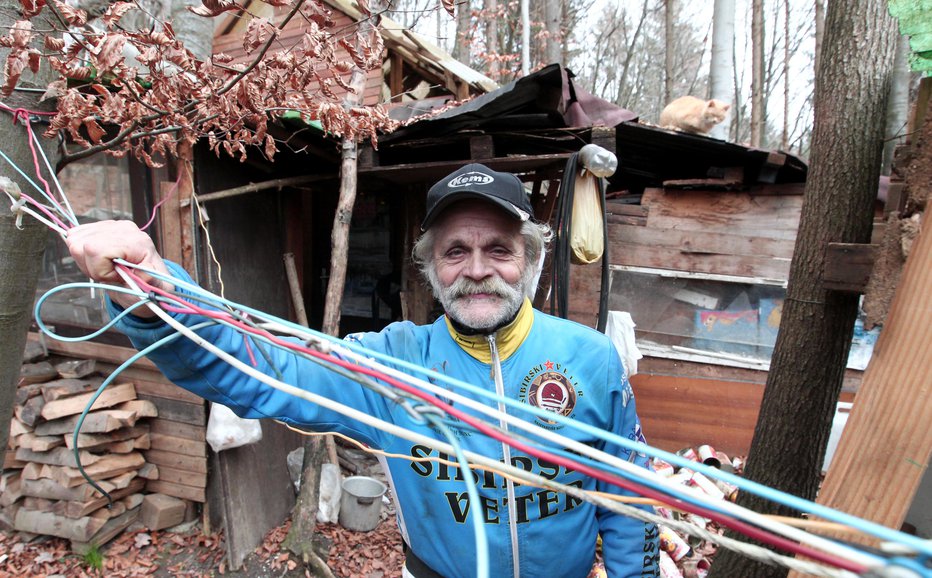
left=114, top=262, right=659, bottom=578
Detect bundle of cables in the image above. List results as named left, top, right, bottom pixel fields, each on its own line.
left=3, top=111, right=931, bottom=578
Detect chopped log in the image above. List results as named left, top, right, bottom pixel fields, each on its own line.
left=51, top=452, right=146, bottom=488
left=55, top=359, right=97, bottom=379
left=3, top=451, right=27, bottom=470
left=70, top=507, right=140, bottom=555
left=40, top=377, right=103, bottom=402
left=0, top=473, right=22, bottom=507
left=138, top=463, right=159, bottom=480
left=22, top=496, right=55, bottom=511
left=19, top=362, right=58, bottom=385
left=16, top=446, right=103, bottom=468
left=14, top=381, right=45, bottom=405
left=40, top=382, right=137, bottom=421
left=106, top=472, right=138, bottom=491
left=113, top=399, right=158, bottom=418
left=15, top=395, right=46, bottom=427
left=9, top=416, right=30, bottom=438
left=141, top=493, right=186, bottom=530
left=63, top=424, right=150, bottom=450
left=21, top=478, right=109, bottom=502
left=121, top=493, right=144, bottom=511
left=17, top=432, right=65, bottom=452
left=14, top=506, right=108, bottom=542
left=21, top=462, right=51, bottom=481
left=34, top=409, right=139, bottom=436
left=55, top=477, right=146, bottom=518
left=22, top=340, right=46, bottom=363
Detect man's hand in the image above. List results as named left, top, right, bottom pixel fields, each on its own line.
left=65, top=220, right=173, bottom=316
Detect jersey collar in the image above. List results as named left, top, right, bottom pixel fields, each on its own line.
left=444, top=298, right=534, bottom=364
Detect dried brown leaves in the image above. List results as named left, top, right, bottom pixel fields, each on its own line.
left=2, top=0, right=398, bottom=167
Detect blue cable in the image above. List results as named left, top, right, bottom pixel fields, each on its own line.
left=34, top=282, right=152, bottom=341
left=114, top=266, right=932, bottom=561
left=425, top=413, right=490, bottom=578
left=63, top=319, right=216, bottom=502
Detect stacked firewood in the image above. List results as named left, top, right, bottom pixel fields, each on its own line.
left=2, top=340, right=161, bottom=552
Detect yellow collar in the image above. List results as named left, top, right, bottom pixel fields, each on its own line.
left=444, top=299, right=534, bottom=364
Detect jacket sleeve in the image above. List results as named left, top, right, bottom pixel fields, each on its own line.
left=109, top=261, right=397, bottom=449
left=596, top=347, right=660, bottom=578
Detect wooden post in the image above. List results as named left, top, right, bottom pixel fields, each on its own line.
left=793, top=209, right=932, bottom=553
left=283, top=252, right=339, bottom=468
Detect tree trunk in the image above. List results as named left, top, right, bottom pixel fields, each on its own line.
left=485, top=0, right=500, bottom=80
left=0, top=0, right=60, bottom=470
left=544, top=0, right=561, bottom=65
left=663, top=0, right=674, bottom=104
left=750, top=0, right=765, bottom=147
left=286, top=2, right=384, bottom=562
left=883, top=32, right=911, bottom=176
left=709, top=0, right=735, bottom=140
left=452, top=0, right=472, bottom=64
left=707, top=2, right=898, bottom=576
left=520, top=0, right=530, bottom=76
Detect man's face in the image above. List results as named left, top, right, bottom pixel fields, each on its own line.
left=429, top=201, right=527, bottom=332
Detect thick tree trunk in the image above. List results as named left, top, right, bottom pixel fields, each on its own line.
left=708, top=2, right=897, bottom=577
left=452, top=0, right=472, bottom=64
left=750, top=0, right=765, bottom=147
left=0, top=0, right=60, bottom=469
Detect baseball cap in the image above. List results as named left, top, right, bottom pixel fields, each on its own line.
left=421, top=163, right=533, bottom=231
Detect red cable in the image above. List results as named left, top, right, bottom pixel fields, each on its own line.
left=123, top=268, right=867, bottom=573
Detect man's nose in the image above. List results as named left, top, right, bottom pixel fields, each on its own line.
left=462, top=252, right=492, bottom=279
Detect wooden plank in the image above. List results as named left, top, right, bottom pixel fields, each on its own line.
left=609, top=222, right=797, bottom=260
left=155, top=464, right=207, bottom=488
left=55, top=478, right=146, bottom=518
left=609, top=242, right=791, bottom=281
left=40, top=382, right=137, bottom=421
left=51, top=453, right=146, bottom=488
left=145, top=480, right=206, bottom=503
left=149, top=433, right=208, bottom=458
left=17, top=432, right=64, bottom=452
left=14, top=507, right=108, bottom=542
left=27, top=333, right=159, bottom=371
left=823, top=242, right=876, bottom=293
left=71, top=507, right=140, bottom=555
left=16, top=446, right=103, bottom=468
left=40, top=377, right=103, bottom=402
left=808, top=208, right=932, bottom=547
left=131, top=377, right=203, bottom=404
left=34, top=409, right=140, bottom=436
left=642, top=188, right=803, bottom=240
left=63, top=425, right=150, bottom=450
left=144, top=449, right=208, bottom=474
left=137, top=394, right=205, bottom=425
left=149, top=418, right=206, bottom=442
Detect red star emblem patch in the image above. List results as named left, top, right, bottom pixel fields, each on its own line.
left=545, top=360, right=554, bottom=370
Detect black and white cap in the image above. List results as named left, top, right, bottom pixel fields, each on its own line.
left=421, top=163, right=533, bottom=231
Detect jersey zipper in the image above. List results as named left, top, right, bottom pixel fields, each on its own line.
left=487, top=333, right=520, bottom=578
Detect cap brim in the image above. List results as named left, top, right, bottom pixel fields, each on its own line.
left=420, top=191, right=530, bottom=231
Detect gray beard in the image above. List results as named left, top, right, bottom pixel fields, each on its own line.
left=430, top=270, right=528, bottom=333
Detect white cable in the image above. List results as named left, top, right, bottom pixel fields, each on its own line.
left=114, top=262, right=882, bottom=570
left=29, top=126, right=78, bottom=226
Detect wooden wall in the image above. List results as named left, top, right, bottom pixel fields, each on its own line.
left=565, top=184, right=864, bottom=456
left=212, top=5, right=383, bottom=107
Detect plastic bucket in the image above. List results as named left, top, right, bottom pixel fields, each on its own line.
left=338, top=476, right=386, bottom=532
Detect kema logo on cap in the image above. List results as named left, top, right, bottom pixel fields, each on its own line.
left=448, top=171, right=494, bottom=188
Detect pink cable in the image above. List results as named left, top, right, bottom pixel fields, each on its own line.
left=139, top=173, right=181, bottom=231
left=121, top=265, right=866, bottom=573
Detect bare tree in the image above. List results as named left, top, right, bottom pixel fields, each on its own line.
left=709, top=0, right=735, bottom=140
left=883, top=30, right=912, bottom=175
left=750, top=0, right=764, bottom=147
left=708, top=1, right=898, bottom=575
left=664, top=0, right=674, bottom=103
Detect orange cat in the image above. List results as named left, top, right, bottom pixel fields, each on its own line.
left=659, top=96, right=731, bottom=134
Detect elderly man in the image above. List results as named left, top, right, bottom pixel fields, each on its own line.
left=66, top=163, right=659, bottom=578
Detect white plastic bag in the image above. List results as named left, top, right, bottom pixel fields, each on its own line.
left=317, top=463, right=342, bottom=523
left=206, top=403, right=263, bottom=452
left=604, top=311, right=643, bottom=376
left=570, top=173, right=605, bottom=264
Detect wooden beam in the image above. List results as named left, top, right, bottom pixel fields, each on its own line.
left=823, top=242, right=876, bottom=293
left=809, top=209, right=932, bottom=548
left=469, top=135, right=494, bottom=161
